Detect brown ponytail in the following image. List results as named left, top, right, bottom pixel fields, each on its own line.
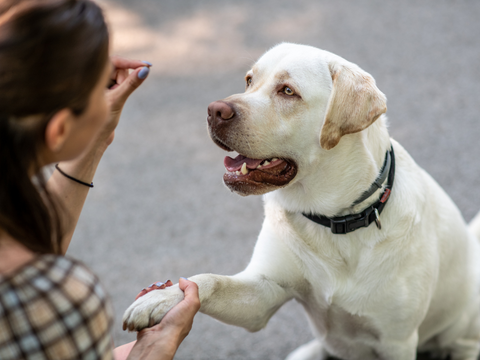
left=0, top=0, right=109, bottom=254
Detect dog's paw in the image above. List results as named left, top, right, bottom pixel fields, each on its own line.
left=122, top=284, right=184, bottom=331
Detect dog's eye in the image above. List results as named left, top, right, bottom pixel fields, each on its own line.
left=282, top=86, right=295, bottom=96
left=246, top=77, right=252, bottom=86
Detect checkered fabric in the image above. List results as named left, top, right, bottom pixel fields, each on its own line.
left=0, top=254, right=114, bottom=360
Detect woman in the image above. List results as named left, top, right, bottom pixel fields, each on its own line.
left=0, top=0, right=200, bottom=359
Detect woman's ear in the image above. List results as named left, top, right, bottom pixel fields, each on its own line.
left=44, top=109, right=74, bottom=153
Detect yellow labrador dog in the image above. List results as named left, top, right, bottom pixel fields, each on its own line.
left=123, top=43, right=480, bottom=360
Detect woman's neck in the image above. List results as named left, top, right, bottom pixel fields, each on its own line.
left=0, top=231, right=35, bottom=276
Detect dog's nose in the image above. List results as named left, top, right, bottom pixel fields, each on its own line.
left=207, top=101, right=235, bottom=125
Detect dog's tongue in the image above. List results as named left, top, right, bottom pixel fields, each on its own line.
left=224, top=155, right=263, bottom=172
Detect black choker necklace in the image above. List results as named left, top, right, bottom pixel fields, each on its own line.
left=302, top=145, right=395, bottom=234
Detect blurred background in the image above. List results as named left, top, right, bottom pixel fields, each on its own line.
left=67, top=0, right=480, bottom=359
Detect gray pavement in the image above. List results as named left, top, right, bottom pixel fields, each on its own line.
left=67, top=1, right=480, bottom=359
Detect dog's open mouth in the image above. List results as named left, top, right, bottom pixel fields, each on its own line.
left=222, top=154, right=297, bottom=195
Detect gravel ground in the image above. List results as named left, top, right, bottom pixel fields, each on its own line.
left=67, top=1, right=480, bottom=359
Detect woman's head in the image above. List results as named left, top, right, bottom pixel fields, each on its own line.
left=0, top=0, right=110, bottom=254
left=0, top=0, right=109, bottom=117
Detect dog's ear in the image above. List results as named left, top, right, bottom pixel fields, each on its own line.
left=320, top=60, right=387, bottom=150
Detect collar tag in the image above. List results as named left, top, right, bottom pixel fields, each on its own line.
left=380, top=188, right=391, bottom=203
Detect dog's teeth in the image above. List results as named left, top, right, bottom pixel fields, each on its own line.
left=241, top=163, right=249, bottom=175
left=257, top=165, right=262, bottom=169
left=236, top=171, right=240, bottom=175
left=263, top=160, right=270, bottom=166
left=272, top=158, right=278, bottom=162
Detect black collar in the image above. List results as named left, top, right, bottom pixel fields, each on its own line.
left=302, top=145, right=395, bottom=234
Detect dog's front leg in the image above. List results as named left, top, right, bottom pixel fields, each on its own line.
left=123, top=221, right=301, bottom=332
left=122, top=271, right=293, bottom=332
left=189, top=271, right=294, bottom=332
left=188, top=219, right=305, bottom=332
left=123, top=217, right=302, bottom=332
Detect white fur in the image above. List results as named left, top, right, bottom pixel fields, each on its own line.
left=123, top=43, right=480, bottom=360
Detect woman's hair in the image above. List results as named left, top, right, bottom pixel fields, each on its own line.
left=0, top=0, right=109, bottom=254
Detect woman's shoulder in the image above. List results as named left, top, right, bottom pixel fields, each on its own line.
left=9, top=253, right=101, bottom=286
left=0, top=254, right=114, bottom=360
left=1, top=254, right=109, bottom=306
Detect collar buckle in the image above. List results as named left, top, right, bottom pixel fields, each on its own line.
left=330, top=216, right=349, bottom=234
left=330, top=211, right=371, bottom=234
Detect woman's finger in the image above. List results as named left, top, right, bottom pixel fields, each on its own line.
left=108, top=66, right=150, bottom=109
left=178, top=278, right=200, bottom=310
left=111, top=55, right=151, bottom=70
left=116, top=68, right=129, bottom=85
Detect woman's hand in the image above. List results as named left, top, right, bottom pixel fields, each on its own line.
left=115, top=278, right=201, bottom=360
left=149, top=278, right=201, bottom=349
left=50, top=57, right=152, bottom=254
left=98, top=56, right=151, bottom=148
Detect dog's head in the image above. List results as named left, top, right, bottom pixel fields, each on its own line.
left=207, top=43, right=386, bottom=196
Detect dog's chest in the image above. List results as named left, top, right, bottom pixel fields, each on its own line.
left=301, top=300, right=384, bottom=359
left=281, top=212, right=392, bottom=358
left=285, top=214, right=388, bottom=300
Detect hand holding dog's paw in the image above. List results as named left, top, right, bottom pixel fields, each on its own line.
left=119, top=279, right=200, bottom=359
left=122, top=282, right=185, bottom=332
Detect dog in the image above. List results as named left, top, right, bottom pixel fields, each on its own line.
left=123, top=43, right=480, bottom=360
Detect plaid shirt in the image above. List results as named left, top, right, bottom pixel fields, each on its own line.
left=0, top=254, right=114, bottom=359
